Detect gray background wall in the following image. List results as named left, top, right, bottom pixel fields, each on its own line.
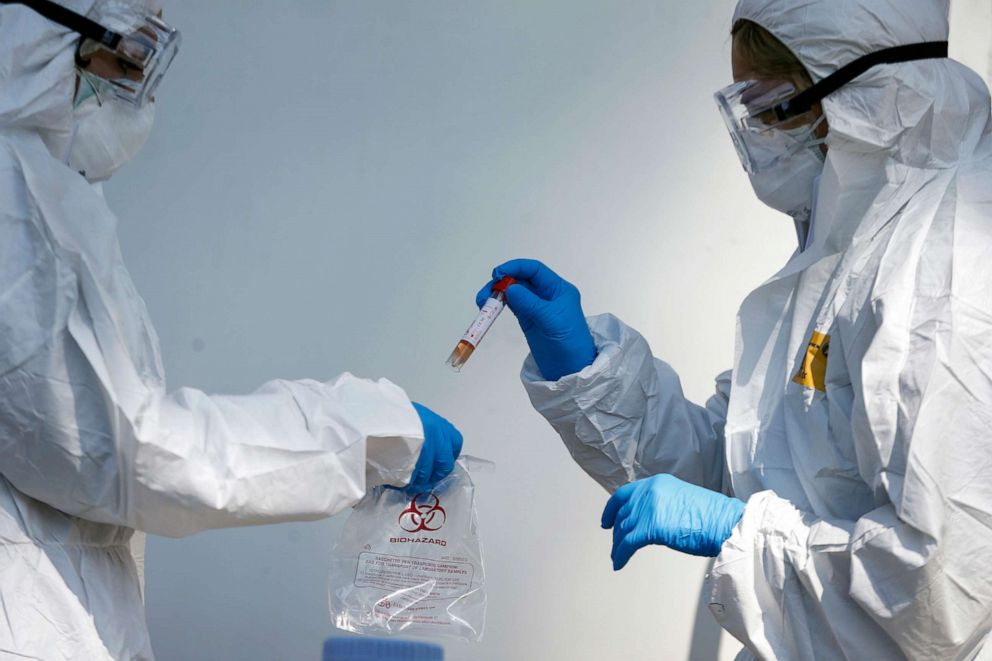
left=105, top=2, right=991, bottom=659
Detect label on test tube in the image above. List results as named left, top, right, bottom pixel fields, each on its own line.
left=459, top=297, right=504, bottom=347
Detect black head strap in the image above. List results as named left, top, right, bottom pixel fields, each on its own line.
left=774, top=41, right=949, bottom=122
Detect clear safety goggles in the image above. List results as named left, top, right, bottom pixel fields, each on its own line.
left=3, top=0, right=180, bottom=108
left=714, top=78, right=823, bottom=174
left=713, top=41, right=951, bottom=174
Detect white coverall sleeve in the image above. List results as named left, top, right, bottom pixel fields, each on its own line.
left=709, top=219, right=992, bottom=657
left=0, top=344, right=424, bottom=538
left=0, top=150, right=424, bottom=539
left=521, top=313, right=730, bottom=494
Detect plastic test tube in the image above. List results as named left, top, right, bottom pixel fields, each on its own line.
left=446, top=276, right=517, bottom=371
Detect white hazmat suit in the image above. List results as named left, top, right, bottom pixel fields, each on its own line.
left=0, top=2, right=425, bottom=658
left=523, top=0, right=992, bottom=658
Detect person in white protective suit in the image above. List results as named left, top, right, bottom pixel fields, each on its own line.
left=478, top=0, right=992, bottom=658
left=0, top=1, right=464, bottom=658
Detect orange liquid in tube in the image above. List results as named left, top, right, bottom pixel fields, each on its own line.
left=446, top=276, right=516, bottom=371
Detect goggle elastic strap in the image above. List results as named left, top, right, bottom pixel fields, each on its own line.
left=796, top=113, right=828, bottom=149
left=774, top=41, right=949, bottom=122
left=1, top=0, right=121, bottom=48
left=774, top=113, right=828, bottom=164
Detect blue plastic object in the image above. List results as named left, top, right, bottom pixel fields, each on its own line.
left=475, top=259, right=597, bottom=381
left=323, top=637, right=444, bottom=661
left=601, top=473, right=746, bottom=567
left=408, top=402, right=463, bottom=494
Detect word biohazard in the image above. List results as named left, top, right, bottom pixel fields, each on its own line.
left=389, top=536, right=447, bottom=546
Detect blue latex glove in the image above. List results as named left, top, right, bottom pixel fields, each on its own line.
left=476, top=259, right=597, bottom=381
left=408, top=402, right=464, bottom=494
left=601, top=474, right=746, bottom=568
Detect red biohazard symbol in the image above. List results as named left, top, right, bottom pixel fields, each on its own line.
left=398, top=493, right=446, bottom=533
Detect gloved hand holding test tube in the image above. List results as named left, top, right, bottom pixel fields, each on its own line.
left=446, top=276, right=516, bottom=371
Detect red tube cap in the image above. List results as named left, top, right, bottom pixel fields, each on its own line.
left=492, top=276, right=517, bottom=293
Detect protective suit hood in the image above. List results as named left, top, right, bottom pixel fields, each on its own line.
left=734, top=0, right=992, bottom=168
left=0, top=1, right=95, bottom=157
left=0, top=0, right=161, bottom=161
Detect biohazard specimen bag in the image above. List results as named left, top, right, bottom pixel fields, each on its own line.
left=329, top=456, right=489, bottom=642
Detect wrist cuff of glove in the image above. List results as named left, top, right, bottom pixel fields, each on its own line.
left=533, top=348, right=597, bottom=382
left=712, top=497, right=747, bottom=555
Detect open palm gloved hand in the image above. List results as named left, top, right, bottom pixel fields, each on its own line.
left=602, top=474, right=746, bottom=569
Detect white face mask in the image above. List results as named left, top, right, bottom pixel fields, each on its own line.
left=746, top=120, right=826, bottom=221
left=67, top=94, right=156, bottom=183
